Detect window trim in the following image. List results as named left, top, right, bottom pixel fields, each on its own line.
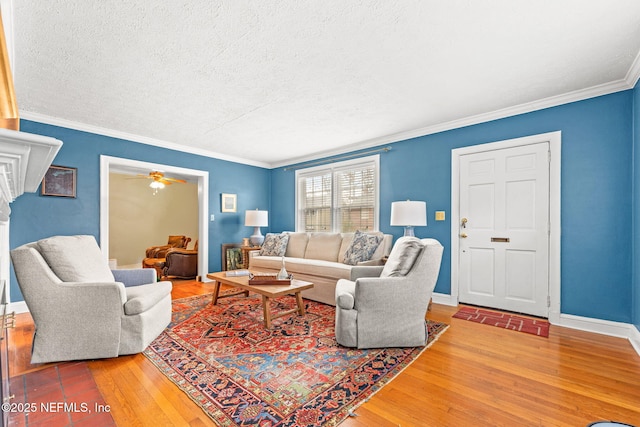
left=295, top=154, right=380, bottom=233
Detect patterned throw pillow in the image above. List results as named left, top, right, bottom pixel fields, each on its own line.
left=259, top=233, right=290, bottom=256
left=342, top=230, right=383, bottom=265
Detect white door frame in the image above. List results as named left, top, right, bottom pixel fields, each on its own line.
left=451, top=131, right=561, bottom=323
left=99, top=155, right=209, bottom=280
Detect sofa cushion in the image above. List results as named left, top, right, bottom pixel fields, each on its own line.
left=259, top=233, right=289, bottom=256
left=342, top=230, right=383, bottom=265
left=285, top=232, right=309, bottom=258
left=37, top=235, right=115, bottom=283
left=304, top=233, right=343, bottom=262
left=251, top=256, right=353, bottom=281
left=381, top=237, right=424, bottom=277
left=372, top=234, right=392, bottom=259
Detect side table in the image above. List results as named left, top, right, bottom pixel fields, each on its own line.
left=241, top=246, right=261, bottom=269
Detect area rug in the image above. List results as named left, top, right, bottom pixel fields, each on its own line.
left=452, top=306, right=550, bottom=337
left=144, top=293, right=448, bottom=427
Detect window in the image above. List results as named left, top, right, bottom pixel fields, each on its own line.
left=296, top=155, right=379, bottom=233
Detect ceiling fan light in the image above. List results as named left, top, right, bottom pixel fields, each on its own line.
left=149, top=181, right=165, bottom=189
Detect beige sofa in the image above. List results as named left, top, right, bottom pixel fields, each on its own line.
left=249, top=232, right=393, bottom=305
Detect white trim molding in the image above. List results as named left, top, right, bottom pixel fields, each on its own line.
left=557, top=314, right=640, bottom=357
left=99, top=156, right=210, bottom=281
left=21, top=111, right=271, bottom=169
left=8, top=299, right=26, bottom=314
left=432, top=292, right=458, bottom=307
left=15, top=75, right=638, bottom=172
left=270, top=79, right=634, bottom=169
left=630, top=325, right=640, bottom=355
left=625, top=47, right=640, bottom=88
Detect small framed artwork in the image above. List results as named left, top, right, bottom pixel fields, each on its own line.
left=221, top=193, right=237, bottom=212
left=221, top=243, right=243, bottom=270
left=41, top=165, right=77, bottom=198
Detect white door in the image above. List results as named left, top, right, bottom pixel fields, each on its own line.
left=458, top=142, right=550, bottom=317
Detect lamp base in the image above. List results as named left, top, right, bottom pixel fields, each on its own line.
left=403, top=226, right=415, bottom=237
left=249, top=227, right=264, bottom=246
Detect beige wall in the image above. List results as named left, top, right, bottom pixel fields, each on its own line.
left=109, top=173, right=198, bottom=267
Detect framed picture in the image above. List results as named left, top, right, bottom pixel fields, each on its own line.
left=41, top=165, right=77, bottom=198
left=221, top=193, right=237, bottom=212
left=221, top=243, right=243, bottom=270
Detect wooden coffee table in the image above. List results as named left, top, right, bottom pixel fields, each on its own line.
left=206, top=271, right=314, bottom=328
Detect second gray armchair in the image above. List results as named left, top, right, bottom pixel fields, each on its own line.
left=334, top=237, right=444, bottom=349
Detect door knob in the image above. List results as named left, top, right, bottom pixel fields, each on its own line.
left=460, top=233, right=468, bottom=238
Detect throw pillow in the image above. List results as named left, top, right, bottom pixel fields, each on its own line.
left=380, top=236, right=424, bottom=277
left=37, top=235, right=116, bottom=283
left=342, top=230, right=383, bottom=265
left=259, top=233, right=290, bottom=256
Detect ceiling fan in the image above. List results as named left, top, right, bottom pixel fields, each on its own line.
left=132, top=171, right=186, bottom=193
left=135, top=171, right=186, bottom=185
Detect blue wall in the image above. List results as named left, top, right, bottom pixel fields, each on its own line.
left=12, top=89, right=637, bottom=325
left=10, top=120, right=271, bottom=301
left=633, top=80, right=640, bottom=331
left=273, top=90, right=634, bottom=323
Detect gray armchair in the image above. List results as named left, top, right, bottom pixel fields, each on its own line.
left=11, top=235, right=172, bottom=364
left=335, top=237, right=443, bottom=348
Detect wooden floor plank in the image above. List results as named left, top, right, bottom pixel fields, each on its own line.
left=9, top=279, right=640, bottom=426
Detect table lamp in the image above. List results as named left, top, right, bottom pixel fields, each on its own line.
left=245, top=209, right=268, bottom=246
left=390, top=200, right=427, bottom=237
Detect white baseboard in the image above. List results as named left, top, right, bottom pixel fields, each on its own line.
left=432, top=292, right=457, bottom=306
left=556, top=313, right=633, bottom=338
left=8, top=300, right=28, bottom=314
left=630, top=325, right=640, bottom=356
left=432, top=294, right=640, bottom=357
left=553, top=313, right=640, bottom=357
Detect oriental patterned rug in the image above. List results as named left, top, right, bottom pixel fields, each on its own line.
left=452, top=306, right=550, bottom=337
left=144, top=293, right=448, bottom=427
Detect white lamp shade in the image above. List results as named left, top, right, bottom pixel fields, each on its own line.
left=245, top=209, right=268, bottom=227
left=390, top=201, right=427, bottom=227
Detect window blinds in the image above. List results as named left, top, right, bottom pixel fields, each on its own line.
left=296, top=156, right=378, bottom=233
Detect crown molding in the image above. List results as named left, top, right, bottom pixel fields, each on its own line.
left=625, top=48, right=640, bottom=88
left=272, top=78, right=634, bottom=169
left=19, top=111, right=271, bottom=169
left=20, top=74, right=637, bottom=171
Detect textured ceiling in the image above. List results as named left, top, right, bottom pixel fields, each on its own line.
left=11, top=1, right=640, bottom=168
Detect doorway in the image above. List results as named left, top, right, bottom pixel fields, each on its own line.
left=99, top=156, right=209, bottom=280
left=451, top=132, right=561, bottom=322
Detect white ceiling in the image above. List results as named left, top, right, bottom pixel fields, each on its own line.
left=9, top=1, right=640, bottom=169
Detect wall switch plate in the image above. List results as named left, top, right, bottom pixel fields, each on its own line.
left=435, top=211, right=445, bottom=221
left=210, top=214, right=215, bottom=221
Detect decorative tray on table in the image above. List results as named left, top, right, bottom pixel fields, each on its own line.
left=248, top=273, right=293, bottom=285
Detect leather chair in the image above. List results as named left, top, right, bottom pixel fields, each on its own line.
left=11, top=235, right=172, bottom=363
left=334, top=237, right=443, bottom=349
left=143, top=235, right=191, bottom=278
left=145, top=235, right=191, bottom=259
left=163, top=241, right=198, bottom=279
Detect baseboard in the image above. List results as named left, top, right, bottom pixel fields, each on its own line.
left=629, top=324, right=640, bottom=356
left=432, top=292, right=457, bottom=307
left=557, top=313, right=632, bottom=338
left=8, top=300, right=28, bottom=314
left=557, top=313, right=640, bottom=357
left=433, top=293, right=640, bottom=357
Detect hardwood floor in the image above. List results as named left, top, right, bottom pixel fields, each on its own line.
left=8, top=279, right=640, bottom=426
